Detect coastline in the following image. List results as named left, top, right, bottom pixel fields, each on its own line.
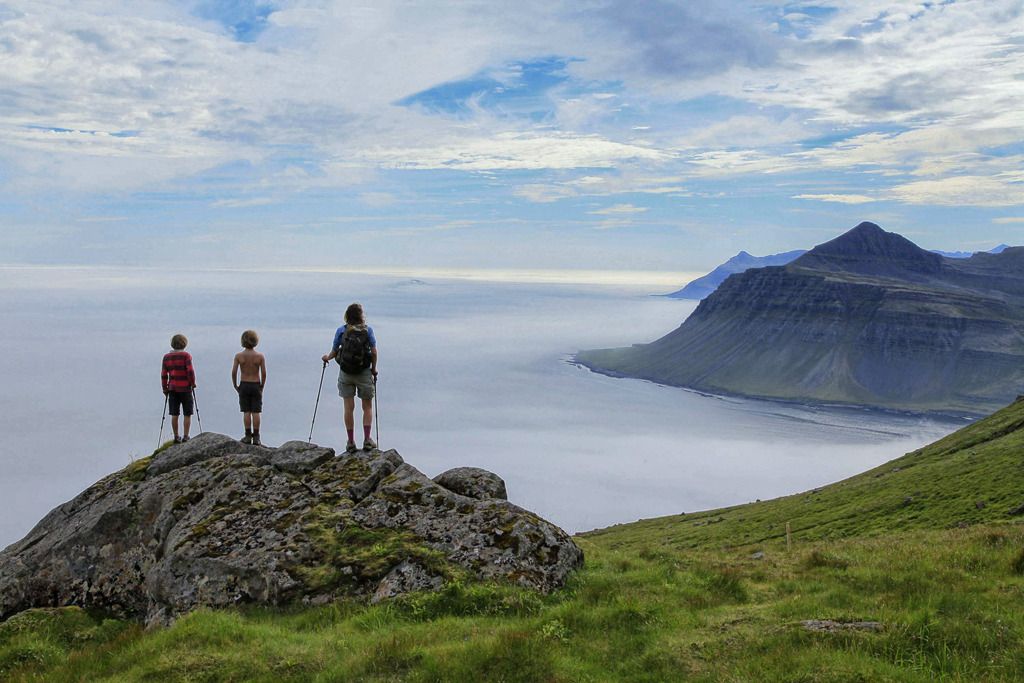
left=570, top=355, right=984, bottom=422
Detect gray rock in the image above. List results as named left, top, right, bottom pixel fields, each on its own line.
left=352, top=464, right=582, bottom=591
left=0, top=433, right=583, bottom=626
left=371, top=561, right=444, bottom=604
left=433, top=467, right=507, bottom=500
left=270, top=441, right=335, bottom=475
left=147, top=432, right=267, bottom=477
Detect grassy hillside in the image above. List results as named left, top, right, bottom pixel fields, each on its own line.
left=3, top=402, right=1024, bottom=681
left=584, top=397, right=1024, bottom=551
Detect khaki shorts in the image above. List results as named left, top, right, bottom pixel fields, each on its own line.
left=338, top=368, right=375, bottom=399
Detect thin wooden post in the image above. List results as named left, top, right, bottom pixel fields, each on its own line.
left=786, top=522, right=791, bottom=551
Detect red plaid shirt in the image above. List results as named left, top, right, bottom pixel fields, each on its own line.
left=161, top=351, right=196, bottom=392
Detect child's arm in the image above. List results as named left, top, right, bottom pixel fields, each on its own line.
left=186, top=354, right=197, bottom=388
left=161, top=358, right=169, bottom=394
left=231, top=354, right=240, bottom=392
left=259, top=353, right=267, bottom=388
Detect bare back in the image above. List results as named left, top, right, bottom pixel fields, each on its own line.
left=233, top=348, right=266, bottom=385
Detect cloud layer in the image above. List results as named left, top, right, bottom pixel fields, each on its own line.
left=0, top=0, right=1021, bottom=268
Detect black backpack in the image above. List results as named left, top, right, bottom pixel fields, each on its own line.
left=337, top=325, right=372, bottom=374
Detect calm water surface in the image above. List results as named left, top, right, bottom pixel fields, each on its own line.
left=0, top=267, right=965, bottom=547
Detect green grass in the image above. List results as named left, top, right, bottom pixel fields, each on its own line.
left=5, top=402, right=1024, bottom=681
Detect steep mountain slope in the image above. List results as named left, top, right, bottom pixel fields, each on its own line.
left=579, top=222, right=1024, bottom=414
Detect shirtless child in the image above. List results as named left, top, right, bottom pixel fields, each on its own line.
left=232, top=329, right=267, bottom=445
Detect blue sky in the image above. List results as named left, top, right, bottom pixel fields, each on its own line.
left=0, top=0, right=1022, bottom=279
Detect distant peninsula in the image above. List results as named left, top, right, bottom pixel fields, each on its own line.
left=579, top=222, right=1024, bottom=415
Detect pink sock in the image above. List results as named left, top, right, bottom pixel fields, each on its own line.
left=347, top=429, right=354, bottom=443
left=364, top=425, right=372, bottom=440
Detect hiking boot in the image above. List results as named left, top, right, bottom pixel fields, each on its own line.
left=252, top=433, right=262, bottom=446
left=345, top=441, right=358, bottom=454
left=241, top=433, right=253, bottom=445
left=363, top=437, right=377, bottom=451
left=174, top=436, right=183, bottom=444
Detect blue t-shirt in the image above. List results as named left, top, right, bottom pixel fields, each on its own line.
left=333, top=325, right=376, bottom=356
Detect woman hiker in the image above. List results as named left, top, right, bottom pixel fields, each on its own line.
left=322, top=302, right=378, bottom=453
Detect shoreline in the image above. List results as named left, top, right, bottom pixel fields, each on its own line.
left=570, top=355, right=983, bottom=422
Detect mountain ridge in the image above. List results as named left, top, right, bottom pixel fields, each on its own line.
left=579, top=222, right=1024, bottom=414
left=669, top=225, right=1012, bottom=301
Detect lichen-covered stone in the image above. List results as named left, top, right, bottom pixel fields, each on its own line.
left=353, top=465, right=583, bottom=591
left=371, top=560, right=444, bottom=604
left=434, top=467, right=507, bottom=500
left=270, top=441, right=335, bottom=475
left=0, top=433, right=583, bottom=627
left=147, top=432, right=267, bottom=477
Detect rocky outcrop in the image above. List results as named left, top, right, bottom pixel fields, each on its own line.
left=0, top=433, right=583, bottom=626
left=580, top=222, right=1024, bottom=414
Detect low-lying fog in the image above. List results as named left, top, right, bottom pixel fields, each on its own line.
left=0, top=267, right=964, bottom=548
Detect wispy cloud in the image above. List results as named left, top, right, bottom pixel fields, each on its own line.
left=793, top=194, right=876, bottom=204
left=211, top=197, right=275, bottom=208
left=588, top=204, right=649, bottom=215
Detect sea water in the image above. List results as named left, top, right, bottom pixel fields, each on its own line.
left=0, top=267, right=964, bottom=548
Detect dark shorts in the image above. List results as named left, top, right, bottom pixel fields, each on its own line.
left=168, top=390, right=193, bottom=417
left=238, top=381, right=263, bottom=413
left=338, top=368, right=375, bottom=399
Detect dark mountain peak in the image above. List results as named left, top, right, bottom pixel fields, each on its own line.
left=791, top=221, right=943, bottom=278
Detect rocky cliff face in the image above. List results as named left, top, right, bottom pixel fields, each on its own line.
left=0, top=434, right=583, bottom=627
left=579, top=222, right=1024, bottom=414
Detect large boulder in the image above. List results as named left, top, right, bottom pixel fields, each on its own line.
left=0, top=433, right=583, bottom=627
left=433, top=466, right=508, bottom=501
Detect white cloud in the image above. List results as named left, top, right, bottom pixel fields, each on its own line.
left=359, top=192, right=397, bottom=207
left=359, top=132, right=669, bottom=170
left=588, top=204, right=649, bottom=215
left=792, top=193, right=877, bottom=204
left=889, top=173, right=1024, bottom=207
left=513, top=172, right=687, bottom=203
left=993, top=217, right=1024, bottom=224
left=211, top=197, right=275, bottom=208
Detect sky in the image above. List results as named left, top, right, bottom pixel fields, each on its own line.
left=1, top=0, right=1023, bottom=277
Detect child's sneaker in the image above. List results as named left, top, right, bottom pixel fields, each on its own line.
left=174, top=436, right=183, bottom=444
left=363, top=437, right=377, bottom=451
left=182, top=435, right=190, bottom=443
left=345, top=441, right=358, bottom=454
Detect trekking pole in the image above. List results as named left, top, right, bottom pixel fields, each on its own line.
left=158, top=393, right=168, bottom=448
left=192, top=388, right=203, bottom=433
left=309, top=360, right=327, bottom=443
left=373, top=374, right=379, bottom=448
